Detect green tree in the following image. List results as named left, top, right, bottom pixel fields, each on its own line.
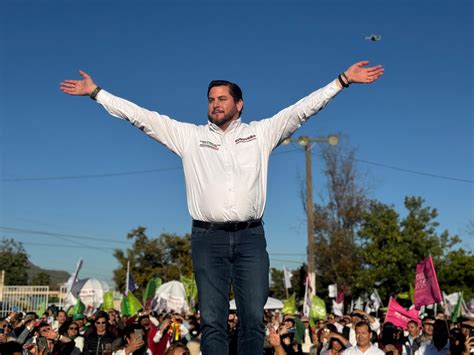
left=357, top=197, right=460, bottom=301
left=0, top=238, right=30, bottom=285
left=312, top=143, right=367, bottom=295
left=437, top=249, right=474, bottom=300
left=31, top=272, right=51, bottom=286
left=113, top=227, right=192, bottom=299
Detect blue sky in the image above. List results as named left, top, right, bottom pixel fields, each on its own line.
left=1, top=0, right=472, bottom=287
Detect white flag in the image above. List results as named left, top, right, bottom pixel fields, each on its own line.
left=332, top=300, right=344, bottom=317
left=303, top=276, right=311, bottom=317
left=328, top=284, right=338, bottom=298
left=370, top=289, right=382, bottom=311
left=283, top=266, right=293, bottom=289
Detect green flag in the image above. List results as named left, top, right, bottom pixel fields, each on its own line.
left=282, top=293, right=297, bottom=315
left=103, top=291, right=114, bottom=311
left=127, top=292, right=143, bottom=317
left=143, top=277, right=162, bottom=305
left=37, top=301, right=47, bottom=317
left=180, top=275, right=197, bottom=306
left=67, top=298, right=85, bottom=316
left=452, top=291, right=463, bottom=322
left=294, top=317, right=306, bottom=344
left=73, top=298, right=85, bottom=316
left=310, top=295, right=327, bottom=320
left=121, top=296, right=130, bottom=316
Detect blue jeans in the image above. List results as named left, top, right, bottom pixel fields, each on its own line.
left=191, top=224, right=269, bottom=355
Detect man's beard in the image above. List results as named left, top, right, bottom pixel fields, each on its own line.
left=208, top=107, right=239, bottom=127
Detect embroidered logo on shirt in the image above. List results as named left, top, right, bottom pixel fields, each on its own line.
left=199, top=140, right=220, bottom=150
left=235, top=135, right=256, bottom=144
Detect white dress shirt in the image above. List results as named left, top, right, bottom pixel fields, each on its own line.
left=343, top=344, right=385, bottom=355
left=97, top=80, right=341, bottom=222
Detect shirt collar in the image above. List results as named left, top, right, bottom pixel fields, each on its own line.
left=208, top=118, right=241, bottom=134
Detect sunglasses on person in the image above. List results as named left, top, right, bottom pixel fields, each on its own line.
left=95, top=321, right=107, bottom=325
left=69, top=327, right=79, bottom=331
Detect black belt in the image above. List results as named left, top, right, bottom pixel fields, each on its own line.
left=192, top=219, right=262, bottom=232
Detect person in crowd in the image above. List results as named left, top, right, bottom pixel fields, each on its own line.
left=228, top=312, right=239, bottom=355
left=343, top=321, right=384, bottom=355
left=414, top=319, right=450, bottom=355
left=267, top=327, right=288, bottom=355
left=113, top=324, right=150, bottom=355
left=53, top=310, right=68, bottom=333
left=0, top=340, right=24, bottom=355
left=83, top=311, right=119, bottom=354
left=378, top=322, right=403, bottom=355
left=164, top=342, right=191, bottom=355
left=73, top=313, right=89, bottom=336
left=342, top=310, right=380, bottom=346
left=412, top=317, right=434, bottom=353
left=301, top=317, right=315, bottom=354
left=320, top=329, right=350, bottom=355
left=32, top=321, right=75, bottom=354
left=401, top=320, right=420, bottom=355
left=448, top=328, right=466, bottom=355
left=328, top=314, right=344, bottom=333
left=64, top=320, right=85, bottom=354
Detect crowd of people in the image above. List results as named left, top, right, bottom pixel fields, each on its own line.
left=0, top=306, right=473, bottom=355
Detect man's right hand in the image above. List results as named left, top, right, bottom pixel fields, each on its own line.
left=60, top=70, right=97, bottom=96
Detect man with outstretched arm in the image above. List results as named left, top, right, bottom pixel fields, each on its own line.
left=60, top=61, right=383, bottom=355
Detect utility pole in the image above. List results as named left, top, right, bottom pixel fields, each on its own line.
left=283, top=135, right=339, bottom=293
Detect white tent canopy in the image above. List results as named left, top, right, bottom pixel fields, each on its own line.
left=229, top=297, right=283, bottom=311
left=66, top=278, right=110, bottom=311
left=153, top=280, right=189, bottom=314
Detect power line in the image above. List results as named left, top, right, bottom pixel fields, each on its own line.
left=21, top=241, right=114, bottom=251
left=1, top=167, right=182, bottom=182
left=353, top=158, right=473, bottom=184
left=0, top=226, right=131, bottom=245
left=2, top=152, right=471, bottom=184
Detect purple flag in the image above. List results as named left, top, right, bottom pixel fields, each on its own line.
left=414, top=256, right=442, bottom=310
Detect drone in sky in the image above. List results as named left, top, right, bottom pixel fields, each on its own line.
left=365, top=34, right=382, bottom=41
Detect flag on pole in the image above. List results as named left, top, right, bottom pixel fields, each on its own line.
left=385, top=297, right=420, bottom=330
left=68, top=298, right=85, bottom=317
left=180, top=275, right=198, bottom=310
left=332, top=300, right=344, bottom=317
left=310, top=295, right=327, bottom=320
left=102, top=291, right=114, bottom=311
left=282, top=293, right=297, bottom=315
left=370, top=289, right=383, bottom=311
left=121, top=296, right=130, bottom=317
left=414, top=256, right=442, bottom=309
left=125, top=261, right=138, bottom=296
left=452, top=291, right=463, bottom=322
left=303, top=276, right=312, bottom=317
left=283, top=266, right=293, bottom=289
left=127, top=292, right=143, bottom=316
left=66, top=258, right=83, bottom=294
left=37, top=301, right=47, bottom=317
left=143, top=277, right=162, bottom=307
left=328, top=284, right=338, bottom=298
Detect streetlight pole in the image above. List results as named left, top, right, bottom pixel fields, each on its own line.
left=304, top=141, right=315, bottom=277
left=283, top=135, right=339, bottom=291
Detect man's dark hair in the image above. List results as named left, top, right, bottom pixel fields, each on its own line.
left=207, top=80, right=243, bottom=101
left=207, top=80, right=244, bottom=115
left=355, top=321, right=370, bottom=332
left=422, top=315, right=435, bottom=325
